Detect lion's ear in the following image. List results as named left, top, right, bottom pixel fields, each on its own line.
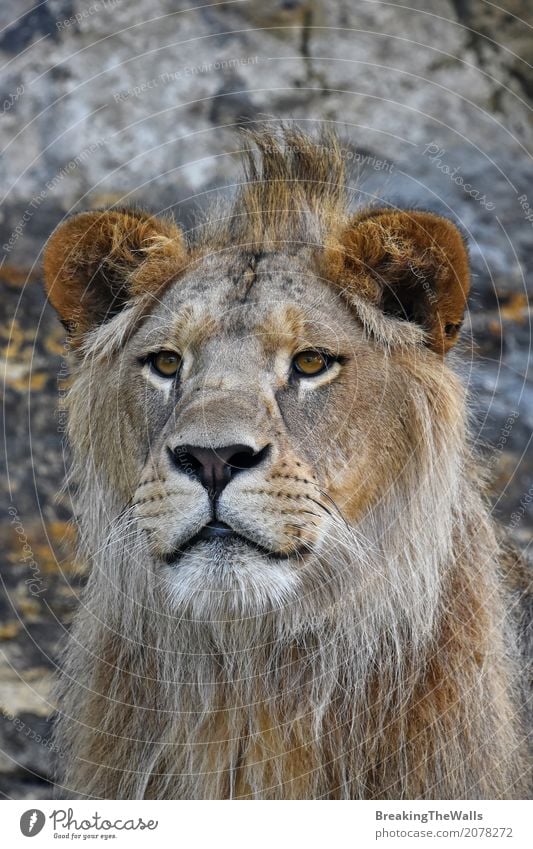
left=339, top=209, right=470, bottom=353
left=43, top=209, right=186, bottom=338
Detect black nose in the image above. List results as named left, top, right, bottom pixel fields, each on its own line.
left=171, top=443, right=269, bottom=498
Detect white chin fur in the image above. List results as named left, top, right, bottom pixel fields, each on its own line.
left=158, top=538, right=302, bottom=620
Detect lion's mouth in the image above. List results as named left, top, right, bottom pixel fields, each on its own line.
left=162, top=521, right=304, bottom=564
left=195, top=521, right=236, bottom=542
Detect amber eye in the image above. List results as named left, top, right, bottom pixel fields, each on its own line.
left=292, top=350, right=331, bottom=377
left=150, top=350, right=181, bottom=377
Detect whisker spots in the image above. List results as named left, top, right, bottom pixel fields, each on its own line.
left=133, top=489, right=188, bottom=506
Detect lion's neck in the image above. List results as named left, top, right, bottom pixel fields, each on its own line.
left=58, top=579, right=430, bottom=799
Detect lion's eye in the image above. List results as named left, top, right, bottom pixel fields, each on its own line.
left=150, top=351, right=181, bottom=377
left=292, top=350, right=331, bottom=377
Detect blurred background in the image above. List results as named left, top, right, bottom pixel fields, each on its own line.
left=0, top=0, right=532, bottom=799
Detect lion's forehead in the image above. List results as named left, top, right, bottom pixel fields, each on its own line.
left=139, top=250, right=354, bottom=355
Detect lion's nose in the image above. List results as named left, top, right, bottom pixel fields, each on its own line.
left=171, top=443, right=270, bottom=498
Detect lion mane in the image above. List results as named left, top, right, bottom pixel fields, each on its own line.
left=43, top=127, right=530, bottom=799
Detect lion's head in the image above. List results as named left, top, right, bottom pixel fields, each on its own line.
left=44, top=129, right=469, bottom=631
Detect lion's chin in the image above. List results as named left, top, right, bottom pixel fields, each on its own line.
left=158, top=537, right=303, bottom=621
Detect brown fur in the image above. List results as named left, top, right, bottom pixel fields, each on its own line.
left=44, top=208, right=185, bottom=337
left=42, top=127, right=529, bottom=799
left=336, top=208, right=470, bottom=353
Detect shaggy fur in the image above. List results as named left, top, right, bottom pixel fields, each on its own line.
left=43, top=127, right=530, bottom=799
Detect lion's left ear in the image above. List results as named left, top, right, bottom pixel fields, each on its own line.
left=338, top=209, right=470, bottom=354
left=43, top=208, right=186, bottom=341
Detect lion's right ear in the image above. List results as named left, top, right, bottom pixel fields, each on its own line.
left=43, top=209, right=186, bottom=338
left=335, top=208, right=470, bottom=354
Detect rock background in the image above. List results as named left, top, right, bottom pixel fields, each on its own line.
left=1, top=0, right=532, bottom=798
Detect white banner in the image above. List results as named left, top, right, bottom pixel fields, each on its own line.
left=2, top=799, right=532, bottom=848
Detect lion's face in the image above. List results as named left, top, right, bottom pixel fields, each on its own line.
left=110, top=249, right=401, bottom=615
left=43, top=138, right=470, bottom=621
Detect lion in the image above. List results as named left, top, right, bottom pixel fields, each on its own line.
left=43, top=127, right=530, bottom=799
